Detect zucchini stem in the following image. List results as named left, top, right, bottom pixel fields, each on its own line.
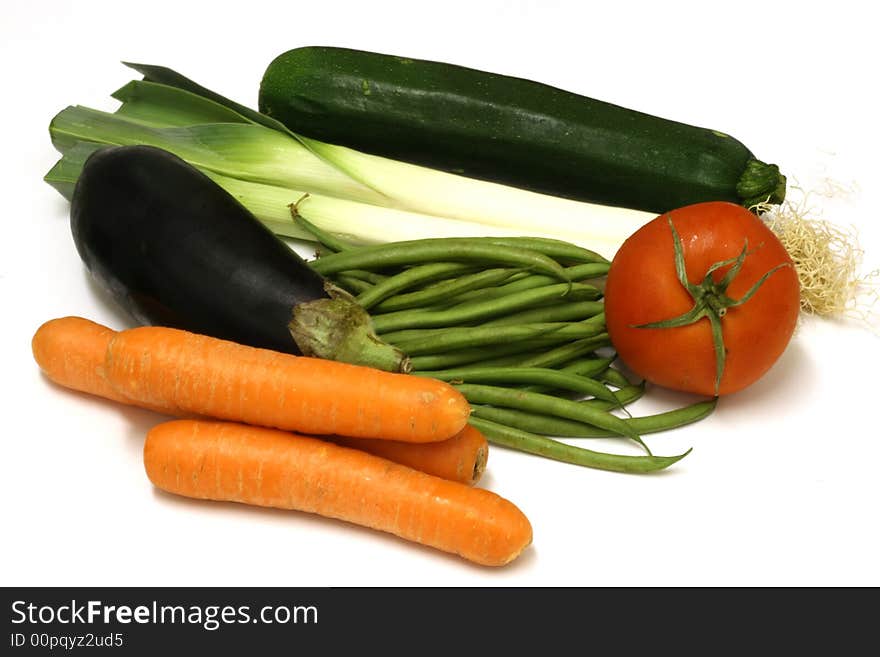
left=737, top=159, right=787, bottom=208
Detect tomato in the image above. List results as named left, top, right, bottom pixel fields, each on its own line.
left=604, top=201, right=800, bottom=396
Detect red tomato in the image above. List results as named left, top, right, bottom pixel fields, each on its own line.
left=604, top=201, right=800, bottom=396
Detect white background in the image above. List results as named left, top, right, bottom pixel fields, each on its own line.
left=2, top=0, right=878, bottom=586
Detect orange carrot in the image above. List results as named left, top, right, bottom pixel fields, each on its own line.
left=105, top=326, right=469, bottom=442
left=31, top=316, right=174, bottom=414
left=32, top=317, right=126, bottom=401
left=32, top=317, right=481, bottom=480
left=144, top=419, right=531, bottom=566
left=330, top=425, right=489, bottom=486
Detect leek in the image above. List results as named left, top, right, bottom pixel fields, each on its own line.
left=45, top=64, right=654, bottom=257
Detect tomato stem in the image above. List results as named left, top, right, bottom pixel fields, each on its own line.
left=633, top=215, right=791, bottom=395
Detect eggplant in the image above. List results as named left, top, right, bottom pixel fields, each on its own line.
left=69, top=144, right=407, bottom=372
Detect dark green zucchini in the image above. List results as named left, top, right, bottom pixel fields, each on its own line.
left=258, top=46, right=785, bottom=213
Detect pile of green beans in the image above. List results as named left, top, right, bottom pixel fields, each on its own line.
left=299, top=217, right=715, bottom=475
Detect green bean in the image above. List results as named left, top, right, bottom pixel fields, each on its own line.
left=519, top=355, right=616, bottom=393
left=472, top=405, right=604, bottom=437
left=474, top=237, right=609, bottom=264
left=583, top=383, right=646, bottom=410
left=480, top=301, right=605, bottom=327
left=373, top=283, right=600, bottom=333
left=453, top=383, right=641, bottom=440
left=505, top=260, right=609, bottom=283
left=414, top=367, right=619, bottom=404
left=459, top=347, right=562, bottom=369
left=292, top=203, right=353, bottom=253
left=468, top=418, right=691, bottom=474
left=610, top=398, right=716, bottom=435
left=310, top=238, right=570, bottom=283
left=514, top=334, right=611, bottom=368
left=396, top=324, right=567, bottom=355
left=602, top=367, right=634, bottom=389
left=362, top=235, right=603, bottom=265
left=336, top=269, right=388, bottom=284
left=447, top=262, right=609, bottom=305
left=558, top=356, right=617, bottom=379
left=377, top=327, right=452, bottom=344
left=409, top=335, right=611, bottom=371
left=519, top=356, right=618, bottom=391
left=362, top=266, right=518, bottom=311
left=474, top=334, right=611, bottom=370
left=409, top=342, right=546, bottom=371
left=386, top=322, right=604, bottom=348
left=333, top=275, right=373, bottom=295
left=471, top=398, right=716, bottom=438
left=394, top=322, right=606, bottom=356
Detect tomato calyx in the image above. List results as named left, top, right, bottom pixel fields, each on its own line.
left=633, top=216, right=791, bottom=396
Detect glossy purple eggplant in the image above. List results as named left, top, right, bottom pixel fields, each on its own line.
left=69, top=145, right=406, bottom=372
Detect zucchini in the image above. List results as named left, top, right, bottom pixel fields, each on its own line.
left=259, top=46, right=785, bottom=213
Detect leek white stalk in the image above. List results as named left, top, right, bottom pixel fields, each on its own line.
left=289, top=193, right=576, bottom=245
left=301, top=136, right=654, bottom=254
left=46, top=71, right=655, bottom=259
left=205, top=175, right=615, bottom=249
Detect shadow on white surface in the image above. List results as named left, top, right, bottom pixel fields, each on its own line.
left=714, top=335, right=818, bottom=415
left=613, top=326, right=818, bottom=423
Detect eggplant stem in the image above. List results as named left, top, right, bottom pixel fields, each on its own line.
left=289, top=282, right=411, bottom=373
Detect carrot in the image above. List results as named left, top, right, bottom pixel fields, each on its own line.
left=31, top=316, right=173, bottom=414
left=104, top=325, right=469, bottom=442
left=330, top=424, right=489, bottom=486
left=144, top=419, right=532, bottom=566
left=32, top=317, right=482, bottom=480
left=32, top=317, right=125, bottom=400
